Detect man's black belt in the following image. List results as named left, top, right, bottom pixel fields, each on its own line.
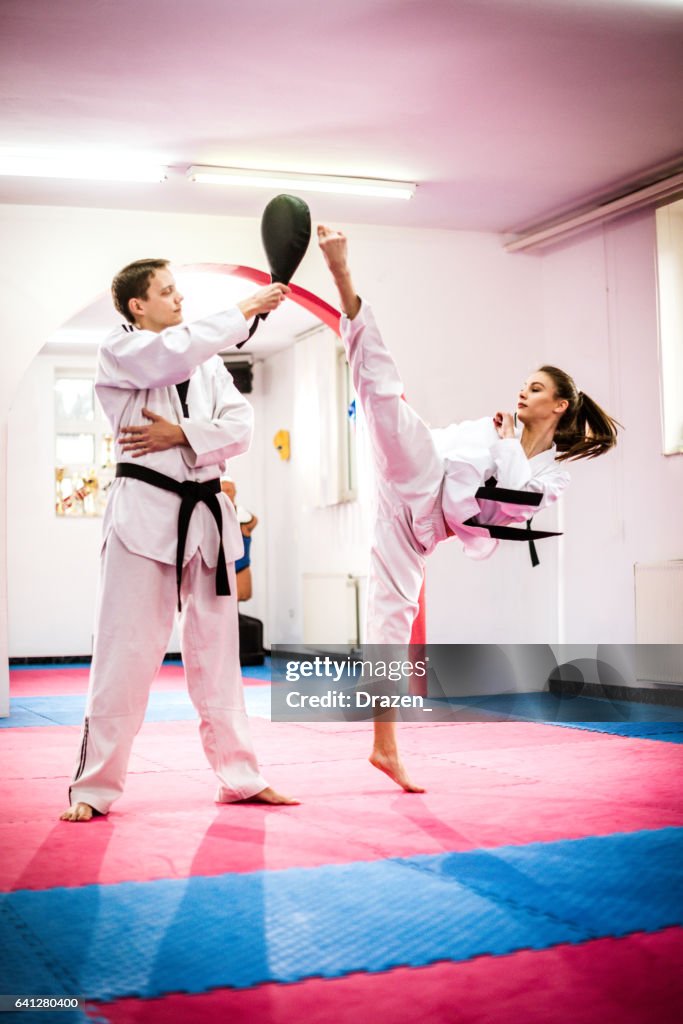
left=115, top=463, right=230, bottom=610
left=468, top=477, right=562, bottom=568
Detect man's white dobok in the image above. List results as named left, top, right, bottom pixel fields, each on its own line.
left=69, top=309, right=269, bottom=813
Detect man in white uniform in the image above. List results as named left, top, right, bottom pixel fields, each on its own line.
left=61, top=259, right=297, bottom=821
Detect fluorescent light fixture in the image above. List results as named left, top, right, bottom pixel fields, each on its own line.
left=187, top=165, right=415, bottom=200
left=0, top=154, right=167, bottom=183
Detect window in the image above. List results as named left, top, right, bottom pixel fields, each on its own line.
left=655, top=200, right=683, bottom=455
left=295, top=327, right=358, bottom=507
left=54, top=372, right=114, bottom=516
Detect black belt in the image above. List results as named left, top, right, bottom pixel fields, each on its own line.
left=115, top=463, right=230, bottom=610
left=468, top=477, right=562, bottom=568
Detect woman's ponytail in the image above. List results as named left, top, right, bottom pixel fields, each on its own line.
left=538, top=366, right=620, bottom=462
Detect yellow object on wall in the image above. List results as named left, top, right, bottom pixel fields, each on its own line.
left=273, top=429, right=290, bottom=461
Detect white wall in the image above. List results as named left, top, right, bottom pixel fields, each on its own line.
left=0, top=422, right=8, bottom=712
left=6, top=350, right=272, bottom=657
left=2, top=206, right=547, bottom=666
left=258, top=331, right=373, bottom=648
left=8, top=353, right=102, bottom=657
left=2, top=201, right=681, bottom=692
left=540, top=211, right=683, bottom=643
left=259, top=345, right=302, bottom=645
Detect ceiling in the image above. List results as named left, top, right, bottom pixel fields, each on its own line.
left=2, top=0, right=683, bottom=234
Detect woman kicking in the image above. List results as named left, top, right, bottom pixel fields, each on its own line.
left=317, top=224, right=619, bottom=793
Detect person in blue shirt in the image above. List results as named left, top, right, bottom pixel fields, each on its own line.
left=221, top=479, right=258, bottom=602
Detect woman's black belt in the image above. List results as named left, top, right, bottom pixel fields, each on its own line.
left=468, top=477, right=562, bottom=568
left=115, top=463, right=229, bottom=610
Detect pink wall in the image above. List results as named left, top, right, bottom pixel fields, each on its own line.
left=540, top=210, right=683, bottom=643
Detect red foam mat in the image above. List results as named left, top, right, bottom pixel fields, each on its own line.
left=2, top=720, right=681, bottom=891
left=89, top=927, right=683, bottom=1024
left=9, top=665, right=267, bottom=697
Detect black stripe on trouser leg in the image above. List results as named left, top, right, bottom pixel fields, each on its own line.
left=68, top=716, right=89, bottom=806
left=73, top=716, right=89, bottom=783
left=68, top=717, right=105, bottom=815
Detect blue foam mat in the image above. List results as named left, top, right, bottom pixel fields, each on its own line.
left=1, top=828, right=681, bottom=1002
left=433, top=691, right=683, bottom=722
left=556, top=721, right=683, bottom=742
left=242, top=660, right=271, bottom=680
left=9, top=662, right=94, bottom=671
left=0, top=1011, right=90, bottom=1024
left=1, top=688, right=271, bottom=728
left=9, top=658, right=272, bottom=678
left=5, top=688, right=682, bottom=741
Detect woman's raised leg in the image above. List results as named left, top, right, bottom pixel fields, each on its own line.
left=318, top=225, right=443, bottom=500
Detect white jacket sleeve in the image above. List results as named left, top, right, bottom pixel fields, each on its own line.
left=97, top=309, right=251, bottom=389
left=180, top=361, right=254, bottom=470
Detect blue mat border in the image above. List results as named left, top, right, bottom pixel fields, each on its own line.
left=1, top=827, right=681, bottom=1002
left=4, top=688, right=683, bottom=740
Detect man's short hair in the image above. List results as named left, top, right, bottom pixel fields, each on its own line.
left=111, top=258, right=169, bottom=324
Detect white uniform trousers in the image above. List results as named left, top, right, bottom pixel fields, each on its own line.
left=69, top=531, right=268, bottom=813
left=342, top=308, right=448, bottom=646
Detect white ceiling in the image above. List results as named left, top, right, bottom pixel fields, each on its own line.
left=2, top=0, right=683, bottom=233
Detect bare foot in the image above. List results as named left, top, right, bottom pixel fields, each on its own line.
left=241, top=786, right=300, bottom=806
left=59, top=802, right=95, bottom=822
left=370, top=751, right=425, bottom=793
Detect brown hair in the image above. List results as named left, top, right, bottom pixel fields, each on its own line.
left=111, top=258, right=169, bottom=324
left=539, top=365, right=620, bottom=462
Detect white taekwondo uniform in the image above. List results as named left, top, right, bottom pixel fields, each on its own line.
left=68, top=308, right=269, bottom=813
left=341, top=302, right=571, bottom=645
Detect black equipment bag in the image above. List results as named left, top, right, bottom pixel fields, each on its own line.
left=238, top=613, right=266, bottom=667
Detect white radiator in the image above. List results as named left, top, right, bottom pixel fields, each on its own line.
left=634, top=561, right=683, bottom=683
left=303, top=573, right=363, bottom=647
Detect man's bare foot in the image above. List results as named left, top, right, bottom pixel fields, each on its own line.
left=370, top=751, right=426, bottom=793
left=59, top=802, right=95, bottom=822
left=241, top=786, right=300, bottom=806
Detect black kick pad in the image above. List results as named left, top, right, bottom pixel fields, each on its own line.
left=261, top=193, right=311, bottom=284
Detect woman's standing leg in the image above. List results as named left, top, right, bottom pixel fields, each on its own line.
left=365, top=513, right=427, bottom=792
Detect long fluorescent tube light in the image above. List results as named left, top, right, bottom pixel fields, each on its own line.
left=187, top=165, right=415, bottom=200
left=0, top=155, right=167, bottom=183
left=504, top=171, right=683, bottom=253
